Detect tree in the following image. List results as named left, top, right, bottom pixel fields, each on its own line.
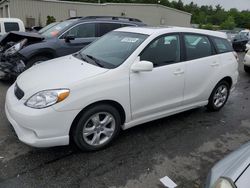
left=46, top=16, right=56, bottom=25
left=220, top=16, right=236, bottom=30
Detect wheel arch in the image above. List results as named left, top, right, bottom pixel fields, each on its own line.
left=219, top=76, right=233, bottom=89
left=28, top=48, right=57, bottom=61
left=69, top=100, right=126, bottom=137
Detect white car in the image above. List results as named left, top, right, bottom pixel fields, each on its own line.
left=5, top=27, right=238, bottom=151
left=244, top=49, right=250, bottom=73
left=0, top=18, right=25, bottom=36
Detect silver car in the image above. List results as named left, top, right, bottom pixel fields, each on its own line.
left=206, top=142, right=250, bottom=188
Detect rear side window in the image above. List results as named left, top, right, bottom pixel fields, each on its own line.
left=184, top=34, right=212, bottom=61
left=212, top=37, right=233, bottom=54
left=98, top=23, right=122, bottom=36
left=4, top=22, right=19, bottom=32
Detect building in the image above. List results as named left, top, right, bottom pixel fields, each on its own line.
left=0, top=0, right=191, bottom=28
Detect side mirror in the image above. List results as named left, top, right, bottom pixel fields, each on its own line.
left=65, top=35, right=75, bottom=43
left=131, top=61, right=153, bottom=72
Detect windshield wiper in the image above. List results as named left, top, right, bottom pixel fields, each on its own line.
left=85, top=54, right=104, bottom=68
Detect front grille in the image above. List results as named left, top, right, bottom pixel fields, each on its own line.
left=14, top=84, right=24, bottom=100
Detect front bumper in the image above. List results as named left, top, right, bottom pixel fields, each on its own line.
left=5, top=84, right=79, bottom=148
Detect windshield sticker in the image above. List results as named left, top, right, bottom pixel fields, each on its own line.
left=121, top=38, right=139, bottom=43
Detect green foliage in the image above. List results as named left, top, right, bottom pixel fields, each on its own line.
left=46, top=15, right=56, bottom=25
left=60, top=0, right=250, bottom=29
left=220, top=16, right=236, bottom=30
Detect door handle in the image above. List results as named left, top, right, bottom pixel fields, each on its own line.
left=174, top=69, right=184, bottom=75
left=210, top=62, right=219, bottom=67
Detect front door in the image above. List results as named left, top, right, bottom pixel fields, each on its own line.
left=130, top=34, right=185, bottom=120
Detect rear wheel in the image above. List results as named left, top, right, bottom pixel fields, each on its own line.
left=207, top=81, right=230, bottom=111
left=72, top=104, right=121, bottom=151
left=244, top=65, right=250, bottom=73
left=26, top=56, right=50, bottom=69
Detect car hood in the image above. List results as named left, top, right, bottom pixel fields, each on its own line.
left=16, top=55, right=109, bottom=98
left=206, top=142, right=250, bottom=187
left=0, top=31, right=44, bottom=46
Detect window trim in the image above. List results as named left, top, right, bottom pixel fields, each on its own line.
left=181, top=32, right=216, bottom=62
left=139, top=32, right=183, bottom=68
left=59, top=21, right=136, bottom=40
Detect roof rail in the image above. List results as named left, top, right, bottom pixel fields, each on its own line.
left=82, top=16, right=142, bottom=23
left=67, top=17, right=84, bottom=20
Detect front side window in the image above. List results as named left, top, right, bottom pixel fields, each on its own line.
left=140, top=35, right=180, bottom=67
left=184, top=34, right=212, bottom=61
left=64, top=23, right=96, bottom=38
left=4, top=22, right=19, bottom=32
left=212, top=37, right=233, bottom=54
left=41, top=20, right=75, bottom=38
left=80, top=31, right=148, bottom=68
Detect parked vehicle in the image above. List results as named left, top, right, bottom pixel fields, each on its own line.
left=245, top=41, right=250, bottom=52
left=5, top=27, right=238, bottom=151
left=0, top=16, right=145, bottom=80
left=205, top=141, right=250, bottom=188
left=239, top=29, right=250, bottom=39
left=0, top=18, right=25, bottom=36
left=243, top=49, right=250, bottom=73
left=232, top=33, right=249, bottom=52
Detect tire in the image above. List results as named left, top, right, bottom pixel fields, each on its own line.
left=244, top=65, right=250, bottom=73
left=26, top=56, right=50, bottom=69
left=207, top=81, right=230, bottom=111
left=72, top=104, right=121, bottom=151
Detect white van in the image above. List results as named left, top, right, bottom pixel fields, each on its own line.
left=0, top=18, right=25, bottom=36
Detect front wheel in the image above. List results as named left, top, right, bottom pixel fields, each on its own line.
left=207, top=81, right=230, bottom=111
left=72, top=104, right=121, bottom=151
left=244, top=65, right=250, bottom=73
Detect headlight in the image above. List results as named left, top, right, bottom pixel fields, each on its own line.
left=25, top=89, right=70, bottom=109
left=213, top=177, right=235, bottom=188
left=4, top=39, right=27, bottom=56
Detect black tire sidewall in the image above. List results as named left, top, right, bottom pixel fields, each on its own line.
left=208, top=81, right=230, bottom=111
left=244, top=65, right=250, bottom=73
left=72, top=104, right=121, bottom=151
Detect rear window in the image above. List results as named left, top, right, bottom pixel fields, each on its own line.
left=4, top=22, right=19, bottom=32
left=212, top=37, right=233, bottom=54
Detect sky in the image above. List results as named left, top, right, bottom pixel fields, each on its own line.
left=179, top=0, right=250, bottom=11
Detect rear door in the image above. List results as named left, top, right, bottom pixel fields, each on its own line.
left=182, top=33, right=220, bottom=105
left=58, top=22, right=97, bottom=55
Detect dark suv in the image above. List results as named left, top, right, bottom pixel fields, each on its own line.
left=0, top=16, right=146, bottom=80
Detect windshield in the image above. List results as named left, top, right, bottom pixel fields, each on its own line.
left=80, top=31, right=148, bottom=68
left=41, top=20, right=75, bottom=38
left=38, top=22, right=59, bottom=34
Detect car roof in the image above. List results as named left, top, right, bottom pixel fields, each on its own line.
left=0, top=18, right=23, bottom=22
left=74, top=18, right=145, bottom=26
left=116, top=26, right=228, bottom=38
